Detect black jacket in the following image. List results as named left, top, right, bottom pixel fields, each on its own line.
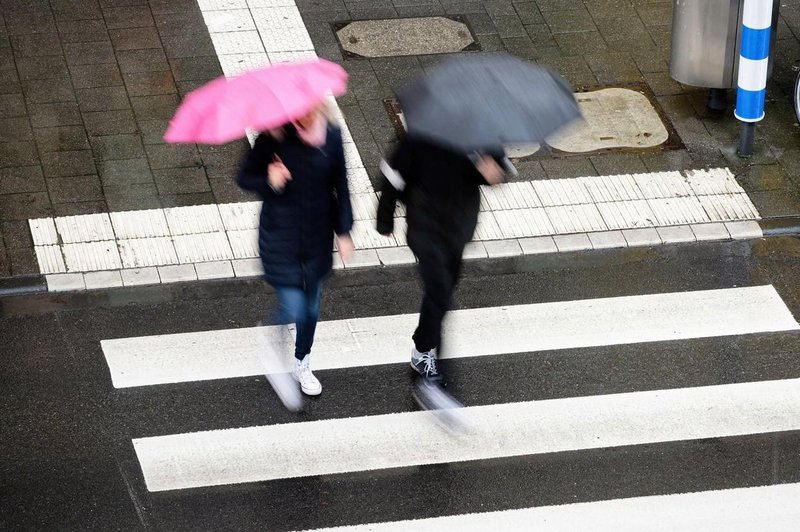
left=237, top=125, right=353, bottom=288
left=377, top=136, right=508, bottom=250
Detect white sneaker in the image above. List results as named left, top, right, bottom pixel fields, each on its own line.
left=293, top=355, right=322, bottom=396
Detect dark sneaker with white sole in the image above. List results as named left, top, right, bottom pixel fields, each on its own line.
left=410, top=347, right=441, bottom=381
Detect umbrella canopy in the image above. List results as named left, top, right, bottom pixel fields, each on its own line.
left=397, top=53, right=582, bottom=152
left=164, top=59, right=348, bottom=144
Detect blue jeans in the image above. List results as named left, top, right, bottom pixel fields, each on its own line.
left=274, top=281, right=323, bottom=360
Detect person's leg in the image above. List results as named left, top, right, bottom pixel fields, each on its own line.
left=413, top=241, right=459, bottom=354
left=294, top=280, right=323, bottom=360
left=292, top=280, right=324, bottom=395
left=261, top=285, right=306, bottom=411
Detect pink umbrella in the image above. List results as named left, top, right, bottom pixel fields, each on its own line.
left=164, top=59, right=348, bottom=144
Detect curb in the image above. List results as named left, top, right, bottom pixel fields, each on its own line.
left=0, top=275, right=47, bottom=298
left=758, top=216, right=800, bottom=237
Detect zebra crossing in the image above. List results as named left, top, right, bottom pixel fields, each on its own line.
left=101, top=283, right=800, bottom=529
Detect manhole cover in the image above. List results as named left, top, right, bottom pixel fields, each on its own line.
left=333, top=16, right=479, bottom=59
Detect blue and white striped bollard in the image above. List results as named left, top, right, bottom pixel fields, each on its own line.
left=735, top=0, right=773, bottom=156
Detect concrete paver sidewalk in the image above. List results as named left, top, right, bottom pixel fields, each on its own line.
left=2, top=0, right=800, bottom=287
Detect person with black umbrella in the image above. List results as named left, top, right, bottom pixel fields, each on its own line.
left=376, top=53, right=581, bottom=423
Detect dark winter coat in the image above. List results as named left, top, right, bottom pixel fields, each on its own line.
left=376, top=135, right=507, bottom=252
left=237, top=125, right=353, bottom=288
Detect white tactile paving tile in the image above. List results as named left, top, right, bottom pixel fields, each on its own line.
left=633, top=171, right=692, bottom=199
left=202, top=9, right=256, bottom=33
left=227, top=229, right=259, bottom=259
left=685, top=168, right=742, bottom=195
left=391, top=217, right=408, bottom=246
left=231, top=257, right=263, bottom=277
left=484, top=239, right=523, bottom=258
left=345, top=249, right=380, bottom=268
left=118, top=237, right=179, bottom=268
left=647, top=197, right=711, bottom=226
left=377, top=246, right=415, bottom=266
left=623, top=228, right=662, bottom=246
left=346, top=167, right=373, bottom=195
left=474, top=211, right=504, bottom=240
left=462, top=241, right=487, bottom=259
left=697, top=194, right=760, bottom=222
left=218, top=201, right=261, bottom=231
left=165, top=205, right=225, bottom=235
left=518, top=236, right=558, bottom=254
left=546, top=204, right=608, bottom=234
left=172, top=233, right=234, bottom=263
left=351, top=220, right=397, bottom=249
left=110, top=209, right=170, bottom=239
left=34, top=245, right=66, bottom=274
left=656, top=225, right=697, bottom=244
left=198, top=0, right=248, bottom=10
left=211, top=31, right=266, bottom=55
left=725, top=220, right=763, bottom=239
left=29, top=218, right=58, bottom=245
left=267, top=50, right=318, bottom=64
left=554, top=233, right=593, bottom=252
left=343, top=142, right=362, bottom=169
left=250, top=6, right=305, bottom=30
left=587, top=230, right=627, bottom=249
left=691, top=222, right=731, bottom=241
left=494, top=208, right=554, bottom=238
left=350, top=193, right=379, bottom=221
left=56, top=213, right=115, bottom=243
left=481, top=182, right=542, bottom=210
left=246, top=0, right=295, bottom=7
left=595, top=200, right=656, bottom=230
left=63, top=241, right=122, bottom=272
left=532, top=178, right=594, bottom=206
left=217, top=53, right=270, bottom=76
left=580, top=174, right=645, bottom=202
left=46, top=273, right=85, bottom=292
left=259, top=28, right=314, bottom=52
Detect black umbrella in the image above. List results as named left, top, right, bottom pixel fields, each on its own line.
left=397, top=53, right=582, bottom=152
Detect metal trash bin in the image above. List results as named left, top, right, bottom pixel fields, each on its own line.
left=670, top=0, right=779, bottom=89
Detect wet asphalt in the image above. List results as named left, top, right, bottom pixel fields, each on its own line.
left=1, top=236, right=799, bottom=531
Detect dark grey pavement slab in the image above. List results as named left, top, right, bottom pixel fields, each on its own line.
left=2, top=237, right=800, bottom=530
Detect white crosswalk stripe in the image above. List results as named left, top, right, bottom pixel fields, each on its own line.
left=100, top=283, right=800, bottom=528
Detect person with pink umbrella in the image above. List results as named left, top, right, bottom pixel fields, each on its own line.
left=165, top=60, right=354, bottom=410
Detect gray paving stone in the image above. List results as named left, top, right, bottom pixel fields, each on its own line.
left=56, top=19, right=108, bottom=43
left=83, top=109, right=138, bottom=136
left=0, top=70, right=21, bottom=94
left=0, top=192, right=52, bottom=221
left=0, top=166, right=46, bottom=195
left=76, top=86, right=130, bottom=112
left=130, top=94, right=179, bottom=121
left=195, top=260, right=234, bottom=280
left=542, top=7, right=596, bottom=34
left=155, top=11, right=208, bottom=37
left=10, top=33, right=62, bottom=57
left=98, top=158, right=153, bottom=186
left=484, top=0, right=516, bottom=17
left=2, top=220, right=32, bottom=249
left=0, top=117, right=33, bottom=143
left=643, top=71, right=683, bottom=97
left=103, top=5, right=155, bottom=29
left=492, top=15, right=527, bottom=38
left=90, top=134, right=146, bottom=161
left=463, top=241, right=487, bottom=260
left=484, top=238, right=523, bottom=257
left=0, top=141, right=39, bottom=168
left=158, top=192, right=215, bottom=208
left=555, top=31, right=607, bottom=55
left=376, top=246, right=415, bottom=266
left=153, top=167, right=210, bottom=195
left=161, top=32, right=215, bottom=59
left=0, top=93, right=26, bottom=118
left=122, top=70, right=177, bottom=97
left=741, top=190, right=800, bottom=218
left=104, top=183, right=161, bottom=211
left=51, top=0, right=103, bottom=22
left=209, top=177, right=254, bottom=204
left=28, top=101, right=82, bottom=127
left=109, top=26, right=162, bottom=51
left=53, top=200, right=108, bottom=216
left=589, top=154, right=647, bottom=176
left=518, top=235, right=558, bottom=254
left=656, top=225, right=696, bottom=244
left=117, top=48, right=170, bottom=74
left=541, top=157, right=597, bottom=180
left=725, top=221, right=763, bottom=240
left=16, top=55, right=69, bottom=81
left=588, top=230, right=628, bottom=249
left=4, top=10, right=56, bottom=35
left=169, top=57, right=223, bottom=82
left=63, top=40, right=116, bottom=65
left=553, top=233, right=592, bottom=252
left=622, top=227, right=661, bottom=247
left=137, top=119, right=169, bottom=145
left=41, top=150, right=96, bottom=178
left=231, top=257, right=263, bottom=277
left=69, top=63, right=123, bottom=89
left=22, top=77, right=75, bottom=104
left=513, top=2, right=543, bottom=24
left=148, top=0, right=198, bottom=16
left=145, top=144, right=201, bottom=169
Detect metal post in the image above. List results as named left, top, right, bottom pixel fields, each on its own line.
left=735, top=0, right=773, bottom=157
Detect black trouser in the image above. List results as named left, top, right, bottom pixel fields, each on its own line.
left=409, top=231, right=468, bottom=354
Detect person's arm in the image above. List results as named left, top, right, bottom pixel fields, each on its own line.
left=469, top=150, right=517, bottom=186
left=331, top=130, right=354, bottom=260
left=236, top=134, right=278, bottom=196
left=376, top=137, right=413, bottom=236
